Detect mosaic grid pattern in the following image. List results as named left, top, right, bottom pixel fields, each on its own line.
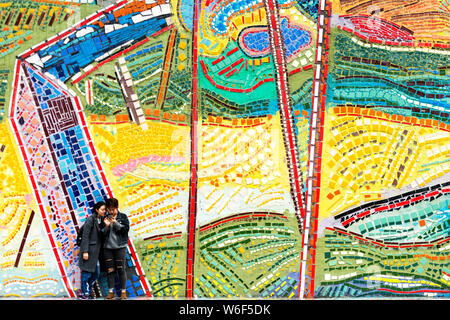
left=0, top=0, right=448, bottom=299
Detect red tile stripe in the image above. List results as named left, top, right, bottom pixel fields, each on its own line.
left=185, top=0, right=201, bottom=299
left=299, top=0, right=330, bottom=299
left=342, top=188, right=450, bottom=226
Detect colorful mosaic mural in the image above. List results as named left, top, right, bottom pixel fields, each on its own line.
left=0, top=0, right=448, bottom=299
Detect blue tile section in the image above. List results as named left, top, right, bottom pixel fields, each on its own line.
left=50, top=126, right=108, bottom=219
left=38, top=10, right=170, bottom=81
left=240, top=18, right=312, bottom=59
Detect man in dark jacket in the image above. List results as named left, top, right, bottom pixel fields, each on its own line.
left=103, top=197, right=130, bottom=300
left=78, top=201, right=107, bottom=299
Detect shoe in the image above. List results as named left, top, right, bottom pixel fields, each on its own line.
left=78, top=294, right=89, bottom=300
left=120, top=291, right=127, bottom=300
left=88, top=292, right=96, bottom=300
left=105, top=291, right=115, bottom=300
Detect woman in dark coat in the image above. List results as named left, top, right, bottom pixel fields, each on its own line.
left=78, top=201, right=107, bottom=299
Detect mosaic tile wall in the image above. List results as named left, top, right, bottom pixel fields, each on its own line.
left=0, top=0, right=448, bottom=299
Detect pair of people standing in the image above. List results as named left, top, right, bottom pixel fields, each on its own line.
left=78, top=197, right=130, bottom=300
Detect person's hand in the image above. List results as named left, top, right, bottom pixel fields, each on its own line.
left=104, top=218, right=111, bottom=227
left=83, top=252, right=89, bottom=260
left=109, top=217, right=116, bottom=224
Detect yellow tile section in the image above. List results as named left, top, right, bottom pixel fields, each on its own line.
left=319, top=107, right=450, bottom=219
left=90, top=120, right=190, bottom=236
left=199, top=113, right=291, bottom=192
left=0, top=124, right=29, bottom=194
left=0, top=193, right=29, bottom=247
left=90, top=121, right=189, bottom=170
left=197, top=2, right=267, bottom=57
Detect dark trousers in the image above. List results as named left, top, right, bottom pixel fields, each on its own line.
left=103, top=247, right=127, bottom=291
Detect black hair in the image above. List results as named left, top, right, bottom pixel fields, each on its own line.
left=105, top=197, right=119, bottom=209
left=93, top=201, right=106, bottom=214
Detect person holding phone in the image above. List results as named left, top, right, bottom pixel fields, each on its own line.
left=103, top=197, right=130, bottom=300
